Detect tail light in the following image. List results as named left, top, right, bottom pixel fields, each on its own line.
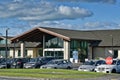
left=17, top=62, right=21, bottom=64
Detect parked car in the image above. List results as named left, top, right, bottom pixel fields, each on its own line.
left=0, top=58, right=14, bottom=68
left=24, top=57, right=56, bottom=68
left=0, top=58, right=6, bottom=63
left=95, top=59, right=120, bottom=73
left=40, top=59, right=73, bottom=69
left=11, top=58, right=30, bottom=68
left=78, top=60, right=105, bottom=71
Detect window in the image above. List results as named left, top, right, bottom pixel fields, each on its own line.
left=25, top=50, right=27, bottom=57
left=117, top=60, right=120, bottom=65
left=45, top=37, right=63, bottom=48
left=18, top=50, right=21, bottom=57
left=113, top=50, right=118, bottom=58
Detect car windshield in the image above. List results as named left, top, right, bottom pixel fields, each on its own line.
left=30, top=58, right=38, bottom=62
left=84, top=61, right=95, bottom=65
left=105, top=60, right=117, bottom=65
left=47, top=60, right=60, bottom=64
left=110, top=60, right=116, bottom=65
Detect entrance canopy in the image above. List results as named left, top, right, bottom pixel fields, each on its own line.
left=11, top=27, right=70, bottom=43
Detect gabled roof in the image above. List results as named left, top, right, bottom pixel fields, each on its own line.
left=11, top=27, right=70, bottom=43
left=10, top=27, right=120, bottom=47
left=11, top=27, right=100, bottom=43
left=41, top=27, right=100, bottom=41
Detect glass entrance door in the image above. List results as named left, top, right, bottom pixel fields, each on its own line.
left=45, top=51, right=63, bottom=59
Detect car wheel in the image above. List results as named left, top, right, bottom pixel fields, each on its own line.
left=67, top=66, right=71, bottom=69
left=112, top=69, right=116, bottom=73
left=92, top=69, right=95, bottom=71
left=54, top=67, right=57, bottom=69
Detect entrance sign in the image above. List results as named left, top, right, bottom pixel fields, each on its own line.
left=105, top=56, right=113, bottom=65
left=72, top=50, right=78, bottom=63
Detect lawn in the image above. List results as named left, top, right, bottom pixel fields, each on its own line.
left=0, top=69, right=106, bottom=79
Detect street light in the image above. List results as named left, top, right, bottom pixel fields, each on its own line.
left=110, top=35, right=113, bottom=57
left=5, top=28, right=9, bottom=68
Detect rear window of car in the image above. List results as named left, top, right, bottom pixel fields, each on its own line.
left=84, top=61, right=95, bottom=65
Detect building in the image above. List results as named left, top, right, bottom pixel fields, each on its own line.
left=1, top=27, right=120, bottom=62
left=0, top=36, right=42, bottom=58
left=0, top=36, right=11, bottom=58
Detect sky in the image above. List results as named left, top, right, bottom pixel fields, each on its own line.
left=0, top=0, right=120, bottom=36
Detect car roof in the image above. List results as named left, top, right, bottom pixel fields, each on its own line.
left=51, top=59, right=67, bottom=61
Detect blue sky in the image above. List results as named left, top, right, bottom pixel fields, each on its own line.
left=0, top=0, right=120, bottom=36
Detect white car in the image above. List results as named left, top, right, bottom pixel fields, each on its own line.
left=40, top=59, right=73, bottom=69
left=95, top=59, right=120, bottom=73
left=78, top=60, right=105, bottom=71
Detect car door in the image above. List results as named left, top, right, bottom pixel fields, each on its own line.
left=116, top=60, right=120, bottom=72
left=61, top=60, right=68, bottom=69
left=57, top=61, right=63, bottom=69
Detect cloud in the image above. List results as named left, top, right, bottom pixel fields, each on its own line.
left=0, top=0, right=93, bottom=21
left=0, top=18, right=30, bottom=36
left=30, top=21, right=74, bottom=29
left=50, top=0, right=116, bottom=4
left=82, top=21, right=120, bottom=30
left=31, top=21, right=120, bottom=31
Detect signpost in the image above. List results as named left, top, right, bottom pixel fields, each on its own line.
left=105, top=56, right=113, bottom=65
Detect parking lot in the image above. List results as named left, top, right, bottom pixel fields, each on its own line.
left=1, top=57, right=120, bottom=75
left=0, top=57, right=120, bottom=80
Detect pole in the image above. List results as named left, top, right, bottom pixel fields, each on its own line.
left=110, top=35, right=113, bottom=57
left=13, top=41, right=15, bottom=58
left=5, top=28, right=9, bottom=68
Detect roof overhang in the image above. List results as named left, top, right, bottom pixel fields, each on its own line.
left=11, top=27, right=70, bottom=43
left=0, top=36, right=4, bottom=40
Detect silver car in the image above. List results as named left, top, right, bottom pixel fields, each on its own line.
left=40, top=59, right=73, bottom=69
left=95, top=59, right=120, bottom=73
left=78, top=60, right=105, bottom=71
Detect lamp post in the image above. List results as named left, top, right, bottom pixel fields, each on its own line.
left=110, top=35, right=113, bottom=57
left=5, top=28, right=9, bottom=68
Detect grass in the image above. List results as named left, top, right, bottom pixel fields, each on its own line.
left=0, top=69, right=106, bottom=79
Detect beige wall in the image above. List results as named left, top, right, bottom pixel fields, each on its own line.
left=88, top=46, right=93, bottom=59
left=27, top=48, right=34, bottom=58
left=33, top=48, right=40, bottom=57
left=9, top=48, right=20, bottom=58
left=9, top=48, right=40, bottom=58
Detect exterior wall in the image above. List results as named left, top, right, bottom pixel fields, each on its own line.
left=33, top=48, right=39, bottom=57
left=27, top=48, right=34, bottom=58
left=93, top=47, right=106, bottom=59
left=93, top=47, right=120, bottom=59
left=88, top=46, right=93, bottom=59
left=9, top=48, right=20, bottom=58
left=9, top=48, right=39, bottom=58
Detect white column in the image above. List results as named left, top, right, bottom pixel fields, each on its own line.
left=64, top=40, right=70, bottom=60
left=118, top=50, right=120, bottom=59
left=20, top=42, right=25, bottom=57
left=43, top=35, right=45, bottom=57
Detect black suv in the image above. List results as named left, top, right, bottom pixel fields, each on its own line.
left=24, top=57, right=56, bottom=68
left=11, top=58, right=30, bottom=68
left=0, top=58, right=14, bottom=68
